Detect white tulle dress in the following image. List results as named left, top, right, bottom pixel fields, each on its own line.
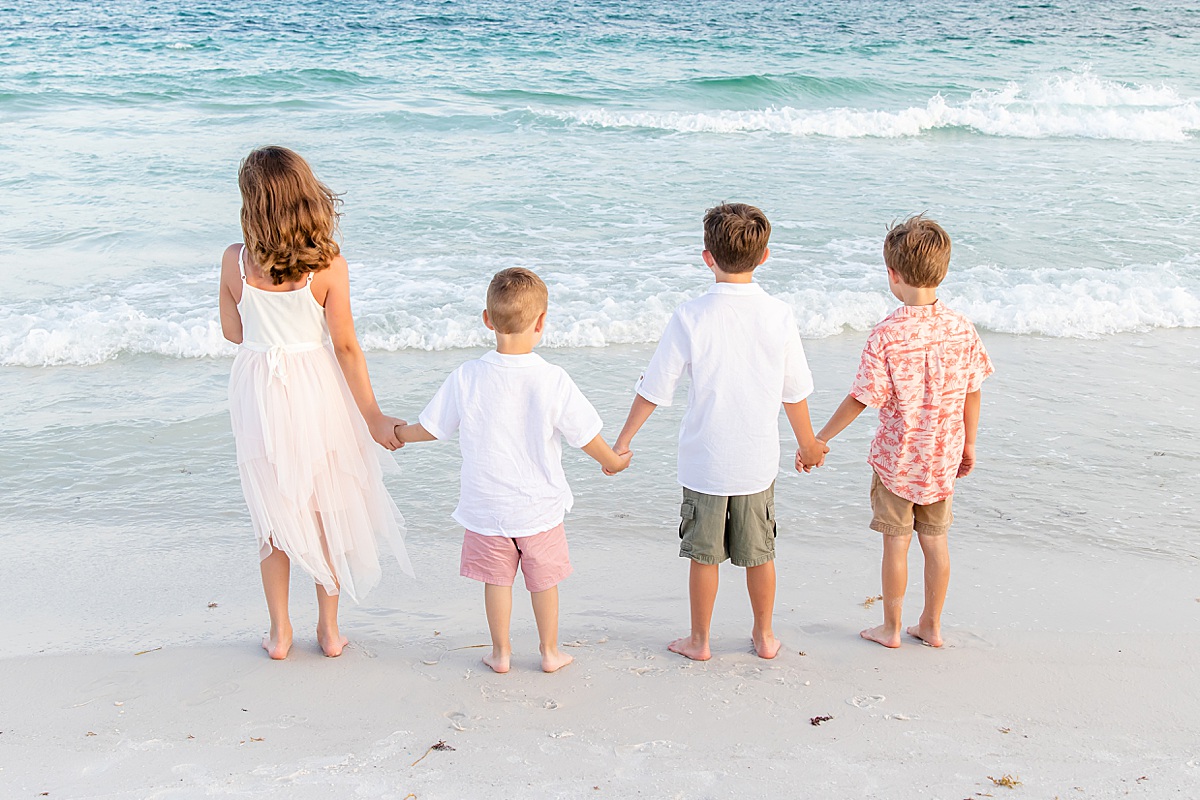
left=229, top=245, right=413, bottom=602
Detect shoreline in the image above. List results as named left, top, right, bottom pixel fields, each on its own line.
left=3, top=537, right=1198, bottom=798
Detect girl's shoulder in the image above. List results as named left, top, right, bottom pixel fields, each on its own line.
left=221, top=243, right=245, bottom=278
left=310, top=253, right=349, bottom=289
left=325, top=253, right=349, bottom=273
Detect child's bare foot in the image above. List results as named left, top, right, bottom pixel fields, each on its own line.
left=317, top=626, right=349, bottom=658
left=483, top=648, right=511, bottom=674
left=668, top=635, right=711, bottom=661
left=860, top=625, right=902, bottom=648
left=906, top=624, right=944, bottom=647
left=540, top=646, right=574, bottom=673
left=752, top=632, right=782, bottom=659
left=262, top=624, right=293, bottom=660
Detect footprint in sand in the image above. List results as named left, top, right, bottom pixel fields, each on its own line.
left=66, top=671, right=139, bottom=708
left=183, top=681, right=240, bottom=707
left=616, top=740, right=685, bottom=756
left=848, top=694, right=886, bottom=709
left=351, top=641, right=377, bottom=658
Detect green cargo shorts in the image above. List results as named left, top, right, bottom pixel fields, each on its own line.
left=678, top=482, right=777, bottom=567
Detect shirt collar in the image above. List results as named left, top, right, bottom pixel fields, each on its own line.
left=707, top=282, right=765, bottom=296
left=892, top=300, right=941, bottom=317
left=480, top=350, right=544, bottom=367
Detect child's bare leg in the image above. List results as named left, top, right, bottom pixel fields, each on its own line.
left=669, top=561, right=718, bottom=661
left=315, top=583, right=348, bottom=657
left=260, top=547, right=293, bottom=659
left=907, top=533, right=949, bottom=647
left=313, top=514, right=348, bottom=657
left=861, top=533, right=911, bottom=648
left=746, top=561, right=781, bottom=659
left=482, top=583, right=513, bottom=674
left=531, top=586, right=573, bottom=673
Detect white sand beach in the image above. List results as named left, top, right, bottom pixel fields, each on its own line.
left=3, top=331, right=1198, bottom=798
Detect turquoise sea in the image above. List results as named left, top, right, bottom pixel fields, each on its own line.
left=1, top=0, right=1198, bottom=609
left=2, top=0, right=1199, bottom=363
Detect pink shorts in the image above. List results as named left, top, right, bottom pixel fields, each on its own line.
left=460, top=523, right=572, bottom=593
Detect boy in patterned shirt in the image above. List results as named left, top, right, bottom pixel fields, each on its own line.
left=816, top=216, right=993, bottom=649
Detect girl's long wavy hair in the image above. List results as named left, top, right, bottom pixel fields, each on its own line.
left=238, top=146, right=342, bottom=284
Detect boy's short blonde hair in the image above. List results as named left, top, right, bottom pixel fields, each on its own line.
left=703, top=203, right=771, bottom=273
left=487, top=268, right=548, bottom=334
left=883, top=215, right=951, bottom=288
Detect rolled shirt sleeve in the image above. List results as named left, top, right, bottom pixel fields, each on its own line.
left=417, top=371, right=462, bottom=441
left=555, top=373, right=604, bottom=448
left=966, top=330, right=995, bottom=393
left=781, top=312, right=815, bottom=403
left=635, top=312, right=689, bottom=407
left=849, top=332, right=892, bottom=409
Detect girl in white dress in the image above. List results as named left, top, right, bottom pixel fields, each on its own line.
left=218, top=146, right=413, bottom=659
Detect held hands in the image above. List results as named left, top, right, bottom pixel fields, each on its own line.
left=957, top=442, right=976, bottom=478
left=795, top=438, right=830, bottom=473
left=604, top=446, right=633, bottom=476
left=369, top=415, right=406, bottom=451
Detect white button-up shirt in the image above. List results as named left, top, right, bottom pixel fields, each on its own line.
left=420, top=350, right=603, bottom=537
left=636, top=282, right=814, bottom=496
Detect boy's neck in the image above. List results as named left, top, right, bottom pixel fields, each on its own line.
left=888, top=269, right=939, bottom=306
left=898, top=286, right=939, bottom=306
left=493, top=333, right=536, bottom=355
left=703, top=248, right=765, bottom=284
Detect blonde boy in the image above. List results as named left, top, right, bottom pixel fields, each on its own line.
left=397, top=268, right=630, bottom=673
left=613, top=203, right=827, bottom=661
left=817, top=216, right=994, bottom=648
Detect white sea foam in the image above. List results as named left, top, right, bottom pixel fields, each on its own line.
left=2, top=256, right=1197, bottom=366
left=540, top=73, right=1200, bottom=141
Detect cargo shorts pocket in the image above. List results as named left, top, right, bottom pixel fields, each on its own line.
left=678, top=499, right=696, bottom=548
left=766, top=498, right=777, bottom=539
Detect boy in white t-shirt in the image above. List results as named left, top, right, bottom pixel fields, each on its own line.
left=613, top=203, right=827, bottom=661
left=396, top=268, right=630, bottom=674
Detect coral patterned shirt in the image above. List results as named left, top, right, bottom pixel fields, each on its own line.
left=850, top=302, right=994, bottom=505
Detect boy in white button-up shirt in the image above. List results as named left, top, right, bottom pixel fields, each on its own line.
left=397, top=268, right=630, bottom=674
left=614, top=203, right=827, bottom=661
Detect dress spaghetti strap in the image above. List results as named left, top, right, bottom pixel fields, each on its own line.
left=238, top=244, right=247, bottom=281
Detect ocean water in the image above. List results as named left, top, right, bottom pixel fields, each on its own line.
left=1, top=1, right=1199, bottom=580
left=3, top=0, right=1200, bottom=366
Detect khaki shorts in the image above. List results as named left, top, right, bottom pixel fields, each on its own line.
left=869, top=472, right=953, bottom=537
left=678, top=483, right=776, bottom=567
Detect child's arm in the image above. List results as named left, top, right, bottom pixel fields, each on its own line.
left=816, top=394, right=867, bottom=444
left=395, top=422, right=438, bottom=444
left=784, top=399, right=829, bottom=472
left=218, top=245, right=243, bottom=344
left=958, top=390, right=981, bottom=477
left=581, top=434, right=633, bottom=476
left=318, top=256, right=402, bottom=450
left=613, top=395, right=657, bottom=455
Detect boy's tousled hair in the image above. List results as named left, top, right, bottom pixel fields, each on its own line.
left=703, top=203, right=771, bottom=273
left=883, top=215, right=951, bottom=288
left=239, top=146, right=342, bottom=285
left=487, top=267, right=549, bottom=334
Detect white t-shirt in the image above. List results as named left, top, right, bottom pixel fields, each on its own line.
left=635, top=282, right=814, bottom=496
left=419, top=350, right=604, bottom=537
